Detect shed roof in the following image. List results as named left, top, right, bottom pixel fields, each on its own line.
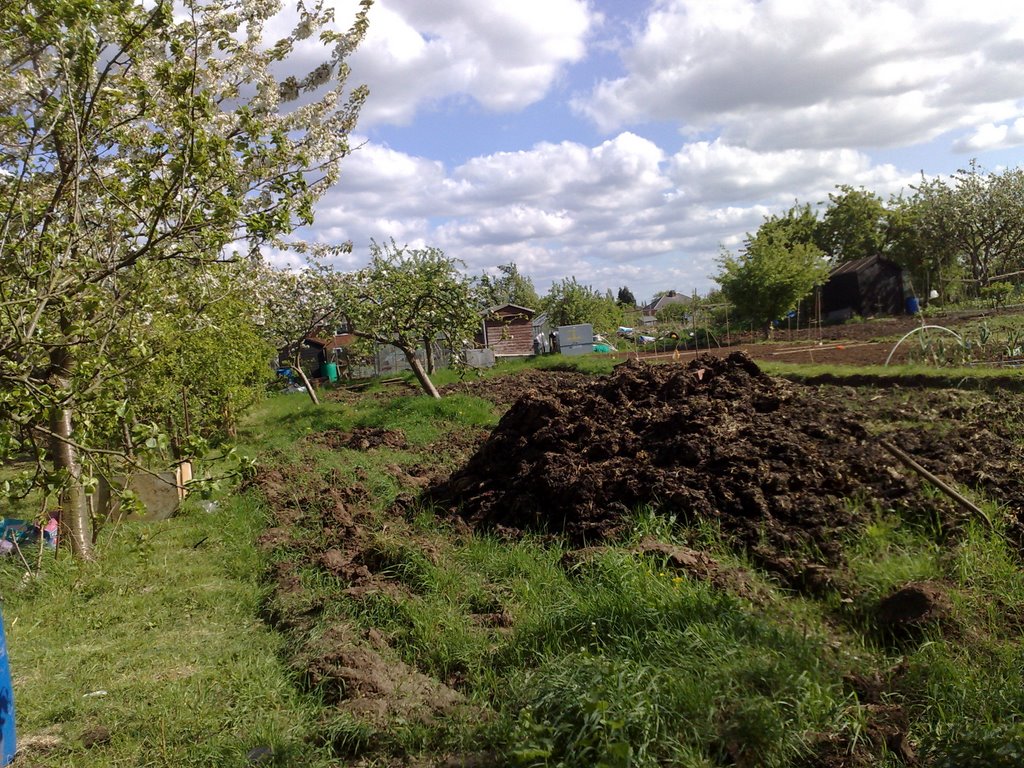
left=828, top=254, right=899, bottom=277
left=482, top=303, right=536, bottom=318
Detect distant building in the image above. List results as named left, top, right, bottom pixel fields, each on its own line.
left=480, top=304, right=536, bottom=357
left=278, top=333, right=355, bottom=369
left=820, top=255, right=908, bottom=321
left=531, top=311, right=552, bottom=353
left=641, top=291, right=693, bottom=324
left=277, top=333, right=357, bottom=380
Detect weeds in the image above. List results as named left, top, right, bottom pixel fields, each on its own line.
left=906, top=321, right=1024, bottom=367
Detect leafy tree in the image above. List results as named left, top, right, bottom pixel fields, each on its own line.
left=759, top=202, right=820, bottom=251
left=474, top=262, right=540, bottom=310
left=908, top=161, right=1024, bottom=287
left=542, top=277, right=625, bottom=334
left=0, top=0, right=371, bottom=558
left=338, top=241, right=478, bottom=399
left=118, top=262, right=274, bottom=454
left=616, top=286, right=637, bottom=307
left=717, top=217, right=830, bottom=338
left=883, top=192, right=960, bottom=303
left=816, top=185, right=888, bottom=263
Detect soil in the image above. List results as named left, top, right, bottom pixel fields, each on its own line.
left=253, top=439, right=485, bottom=732
left=295, top=622, right=465, bottom=725
left=427, top=353, right=927, bottom=567
left=876, top=581, right=952, bottom=640
left=815, top=386, right=1024, bottom=545
left=440, top=368, right=591, bottom=407
left=430, top=351, right=1024, bottom=561
left=608, top=306, right=1021, bottom=367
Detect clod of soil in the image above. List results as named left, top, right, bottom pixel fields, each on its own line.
left=440, top=368, right=590, bottom=407
left=427, top=353, right=919, bottom=566
left=561, top=537, right=759, bottom=599
left=314, top=427, right=409, bottom=451
left=876, top=581, right=951, bottom=639
left=298, top=624, right=464, bottom=724
left=79, top=725, right=112, bottom=749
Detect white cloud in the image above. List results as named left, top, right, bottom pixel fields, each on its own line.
left=340, top=0, right=594, bottom=125
left=309, top=132, right=922, bottom=299
left=955, top=119, right=1024, bottom=152
left=282, top=0, right=1024, bottom=301
left=439, top=206, right=575, bottom=245
left=668, top=141, right=912, bottom=205
left=574, top=0, right=1024, bottom=152
left=452, top=133, right=666, bottom=210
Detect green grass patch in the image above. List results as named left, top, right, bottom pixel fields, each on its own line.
left=243, top=376, right=1024, bottom=766
left=3, top=494, right=339, bottom=767
left=355, top=393, right=498, bottom=441
left=762, top=360, right=1024, bottom=390
left=9, top=359, right=1024, bottom=767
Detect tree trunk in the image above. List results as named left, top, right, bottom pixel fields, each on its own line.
left=121, top=417, right=135, bottom=461
left=424, top=337, right=435, bottom=374
left=49, top=406, right=93, bottom=559
left=402, top=347, right=440, bottom=398
left=48, top=332, right=94, bottom=560
left=292, top=352, right=320, bottom=405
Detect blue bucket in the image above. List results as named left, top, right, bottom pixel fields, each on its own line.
left=905, top=296, right=920, bottom=315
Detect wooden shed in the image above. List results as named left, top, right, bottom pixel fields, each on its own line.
left=481, top=304, right=536, bottom=357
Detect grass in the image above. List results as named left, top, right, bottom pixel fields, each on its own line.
left=4, top=355, right=1024, bottom=766
left=761, top=359, right=1024, bottom=383
left=2, top=493, right=341, bottom=767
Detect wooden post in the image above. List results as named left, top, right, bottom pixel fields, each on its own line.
left=176, top=460, right=193, bottom=500
left=880, top=439, right=994, bottom=530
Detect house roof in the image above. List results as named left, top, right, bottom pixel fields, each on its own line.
left=642, top=292, right=693, bottom=314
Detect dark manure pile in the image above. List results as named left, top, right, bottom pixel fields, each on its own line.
left=427, top=353, right=919, bottom=564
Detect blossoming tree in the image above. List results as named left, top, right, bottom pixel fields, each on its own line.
left=0, top=0, right=371, bottom=558
left=337, top=241, right=479, bottom=399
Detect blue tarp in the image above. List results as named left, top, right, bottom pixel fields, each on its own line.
left=0, top=605, right=14, bottom=765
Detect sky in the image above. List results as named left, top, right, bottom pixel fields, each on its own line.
left=283, top=0, right=1024, bottom=305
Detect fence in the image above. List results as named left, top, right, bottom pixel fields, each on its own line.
left=344, top=340, right=453, bottom=379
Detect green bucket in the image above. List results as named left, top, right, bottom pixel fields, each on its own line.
left=321, top=362, right=338, bottom=382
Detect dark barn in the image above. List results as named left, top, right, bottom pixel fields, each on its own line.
left=820, top=255, right=908, bottom=321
